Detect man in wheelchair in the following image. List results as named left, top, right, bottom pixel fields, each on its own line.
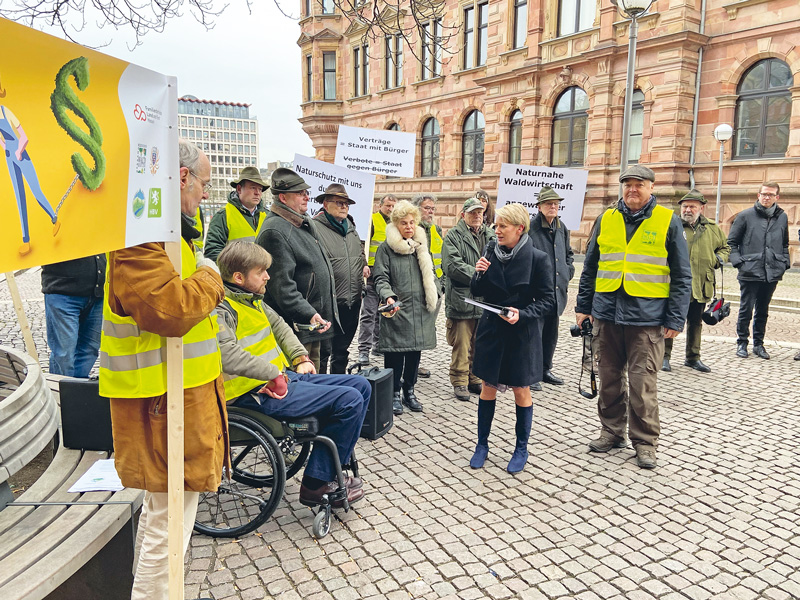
left=215, top=241, right=371, bottom=507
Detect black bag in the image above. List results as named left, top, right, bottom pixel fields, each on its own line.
left=347, top=363, right=393, bottom=440
left=59, top=377, right=114, bottom=451
left=702, top=264, right=730, bottom=325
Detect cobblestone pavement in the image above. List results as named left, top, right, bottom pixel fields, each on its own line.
left=3, top=268, right=800, bottom=600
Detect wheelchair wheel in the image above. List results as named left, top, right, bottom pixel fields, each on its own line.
left=194, top=414, right=286, bottom=538
left=312, top=507, right=332, bottom=539
left=284, top=440, right=311, bottom=480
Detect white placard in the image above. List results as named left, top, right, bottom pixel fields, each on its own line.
left=496, top=164, right=589, bottom=231
left=293, top=154, right=376, bottom=240
left=334, top=125, right=416, bottom=177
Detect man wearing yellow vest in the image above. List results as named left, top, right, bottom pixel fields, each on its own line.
left=215, top=241, right=370, bottom=507
left=356, top=194, right=396, bottom=365
left=204, top=166, right=269, bottom=261
left=575, top=165, right=691, bottom=470
left=100, top=140, right=229, bottom=599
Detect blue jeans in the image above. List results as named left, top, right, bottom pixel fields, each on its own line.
left=44, top=293, right=103, bottom=377
left=232, top=372, right=371, bottom=482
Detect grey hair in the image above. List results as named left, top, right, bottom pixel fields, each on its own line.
left=379, top=194, right=398, bottom=205
left=179, top=139, right=203, bottom=171
left=410, top=193, right=437, bottom=206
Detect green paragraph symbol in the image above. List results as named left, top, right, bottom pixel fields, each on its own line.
left=50, top=56, right=106, bottom=191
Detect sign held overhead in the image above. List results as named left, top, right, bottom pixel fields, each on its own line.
left=334, top=125, right=416, bottom=178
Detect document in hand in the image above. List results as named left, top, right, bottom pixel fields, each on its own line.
left=464, top=298, right=510, bottom=316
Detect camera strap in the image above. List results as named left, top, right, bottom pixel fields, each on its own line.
left=579, top=335, right=598, bottom=399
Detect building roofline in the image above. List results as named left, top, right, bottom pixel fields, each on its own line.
left=179, top=95, right=251, bottom=108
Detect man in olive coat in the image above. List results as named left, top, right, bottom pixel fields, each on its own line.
left=442, top=198, right=495, bottom=401
left=662, top=190, right=730, bottom=373
left=528, top=186, right=575, bottom=387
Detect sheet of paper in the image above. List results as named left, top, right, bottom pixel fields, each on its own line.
left=68, top=458, right=125, bottom=493
left=464, top=298, right=504, bottom=314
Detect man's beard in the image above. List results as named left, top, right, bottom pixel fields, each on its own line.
left=681, top=212, right=699, bottom=225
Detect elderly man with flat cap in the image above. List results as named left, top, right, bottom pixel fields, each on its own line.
left=528, top=186, right=575, bottom=389
left=576, top=165, right=691, bottom=469
left=662, top=189, right=730, bottom=373
left=256, top=167, right=339, bottom=372
left=204, top=166, right=269, bottom=261
left=313, top=184, right=369, bottom=373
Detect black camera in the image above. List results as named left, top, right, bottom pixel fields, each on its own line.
left=570, top=318, right=593, bottom=338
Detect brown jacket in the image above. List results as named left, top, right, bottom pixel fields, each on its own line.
left=106, top=241, right=230, bottom=493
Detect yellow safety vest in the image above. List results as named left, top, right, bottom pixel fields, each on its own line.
left=222, top=297, right=290, bottom=400
left=430, top=224, right=443, bottom=279
left=193, top=207, right=204, bottom=251
left=368, top=212, right=388, bottom=266
left=99, top=240, right=222, bottom=398
left=596, top=205, right=673, bottom=298
left=226, top=202, right=265, bottom=243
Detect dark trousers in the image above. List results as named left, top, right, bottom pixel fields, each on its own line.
left=736, top=280, right=778, bottom=346
left=357, top=277, right=380, bottom=353
left=541, top=315, right=560, bottom=372
left=320, top=301, right=362, bottom=374
left=664, top=300, right=705, bottom=361
left=232, top=372, right=371, bottom=482
left=384, top=351, right=421, bottom=392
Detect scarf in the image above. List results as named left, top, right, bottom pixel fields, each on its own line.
left=323, top=209, right=349, bottom=235
left=618, top=195, right=656, bottom=220
left=755, top=201, right=777, bottom=218
left=494, top=233, right=529, bottom=264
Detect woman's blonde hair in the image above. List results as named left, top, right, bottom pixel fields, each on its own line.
left=390, top=200, right=421, bottom=225
left=217, top=241, right=273, bottom=282
left=495, top=203, right=530, bottom=234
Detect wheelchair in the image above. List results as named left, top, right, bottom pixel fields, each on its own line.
left=194, top=405, right=360, bottom=539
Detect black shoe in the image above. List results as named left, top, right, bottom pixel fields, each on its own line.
left=529, top=382, right=542, bottom=391
left=661, top=358, right=671, bottom=372
left=392, top=391, right=403, bottom=415
left=752, top=345, right=770, bottom=360
left=417, top=367, right=431, bottom=378
left=736, top=342, right=748, bottom=358
left=468, top=382, right=482, bottom=395
left=795, top=350, right=800, bottom=361
left=684, top=359, right=711, bottom=373
left=542, top=370, right=563, bottom=385
left=402, top=387, right=423, bottom=412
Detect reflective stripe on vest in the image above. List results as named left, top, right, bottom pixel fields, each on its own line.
left=595, top=204, right=672, bottom=298
left=226, top=202, right=265, bottom=243
left=430, top=224, right=443, bottom=279
left=368, top=212, right=387, bottom=266
left=193, top=207, right=204, bottom=251
left=222, top=297, right=290, bottom=400
left=99, top=240, right=222, bottom=398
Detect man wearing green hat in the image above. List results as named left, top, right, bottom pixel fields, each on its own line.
left=662, top=189, right=730, bottom=373
left=204, top=166, right=269, bottom=261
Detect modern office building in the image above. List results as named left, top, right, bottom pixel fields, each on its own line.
left=178, top=95, right=261, bottom=218
left=297, top=0, right=799, bottom=261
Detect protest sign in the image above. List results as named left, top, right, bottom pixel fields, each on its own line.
left=496, top=164, right=588, bottom=231
left=0, top=18, right=178, bottom=272
left=334, top=125, right=416, bottom=177
left=293, top=154, right=376, bottom=239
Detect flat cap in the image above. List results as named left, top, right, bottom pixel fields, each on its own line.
left=317, top=183, right=355, bottom=205
left=462, top=197, right=484, bottom=213
left=537, top=186, right=564, bottom=204
left=270, top=167, right=310, bottom=194
left=230, top=166, right=268, bottom=190
left=679, top=189, right=707, bottom=204
left=619, top=165, right=655, bottom=182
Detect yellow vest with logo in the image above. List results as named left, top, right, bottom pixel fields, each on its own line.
left=429, top=224, right=443, bottom=279
left=222, top=297, right=291, bottom=400
left=99, top=240, right=221, bottom=398
left=193, top=207, right=204, bottom=251
left=368, top=212, right=388, bottom=267
left=596, top=204, right=672, bottom=298
left=226, top=202, right=266, bottom=243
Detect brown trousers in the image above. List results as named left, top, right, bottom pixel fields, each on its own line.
left=594, top=319, right=663, bottom=448
left=445, top=318, right=481, bottom=387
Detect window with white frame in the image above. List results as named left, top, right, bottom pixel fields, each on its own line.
left=558, top=0, right=595, bottom=37
left=421, top=18, right=443, bottom=80
left=385, top=34, right=403, bottom=88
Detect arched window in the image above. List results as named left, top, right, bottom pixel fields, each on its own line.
left=421, top=118, right=440, bottom=177
left=551, top=87, right=588, bottom=167
left=628, top=90, right=645, bottom=164
left=508, top=110, right=523, bottom=164
left=387, top=123, right=400, bottom=131
left=734, top=59, right=792, bottom=158
left=462, top=110, right=485, bottom=174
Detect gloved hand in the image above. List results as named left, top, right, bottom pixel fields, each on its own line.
left=195, top=252, right=220, bottom=275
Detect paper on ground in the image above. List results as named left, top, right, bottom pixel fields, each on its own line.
left=68, top=458, right=125, bottom=493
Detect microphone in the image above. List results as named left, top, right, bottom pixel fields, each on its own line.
left=475, top=239, right=497, bottom=281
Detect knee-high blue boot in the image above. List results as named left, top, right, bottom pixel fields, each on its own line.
left=470, top=399, right=495, bottom=469
left=507, top=404, right=532, bottom=474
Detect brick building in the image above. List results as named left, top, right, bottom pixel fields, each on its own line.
left=297, top=0, right=799, bottom=260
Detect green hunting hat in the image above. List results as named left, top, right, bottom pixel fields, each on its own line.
left=536, top=186, right=564, bottom=204
left=270, top=167, right=311, bottom=194
left=317, top=183, right=355, bottom=205
left=619, top=165, right=655, bottom=182
left=230, top=166, right=268, bottom=190
left=462, top=197, right=484, bottom=213
left=679, top=189, right=707, bottom=205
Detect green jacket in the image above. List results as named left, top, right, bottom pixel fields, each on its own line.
left=204, top=192, right=269, bottom=261
left=684, top=214, right=731, bottom=303
left=442, top=219, right=495, bottom=319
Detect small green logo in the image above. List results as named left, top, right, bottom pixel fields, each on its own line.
left=642, top=231, right=656, bottom=245
left=132, top=189, right=145, bottom=219
left=148, top=188, right=162, bottom=218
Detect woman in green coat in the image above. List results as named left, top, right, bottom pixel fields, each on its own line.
left=373, top=200, right=440, bottom=416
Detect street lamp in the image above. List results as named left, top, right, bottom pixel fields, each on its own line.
left=713, top=123, right=734, bottom=224
left=614, top=0, right=656, bottom=178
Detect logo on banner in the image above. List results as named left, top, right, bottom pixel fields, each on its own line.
left=133, top=104, right=147, bottom=122
left=149, top=147, right=160, bottom=174
left=148, top=188, right=162, bottom=218
left=136, top=144, right=147, bottom=174
left=132, top=189, right=146, bottom=219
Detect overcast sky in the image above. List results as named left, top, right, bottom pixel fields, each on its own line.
left=37, top=1, right=315, bottom=164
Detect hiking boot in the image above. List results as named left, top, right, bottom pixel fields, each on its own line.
left=636, top=446, right=657, bottom=469
left=588, top=434, right=628, bottom=453
left=357, top=352, right=370, bottom=365
left=453, top=385, right=470, bottom=401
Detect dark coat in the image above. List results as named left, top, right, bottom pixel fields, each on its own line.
left=442, top=219, right=495, bottom=319
left=312, top=210, right=366, bottom=308
left=528, top=213, right=575, bottom=315
left=41, top=254, right=106, bottom=297
left=256, top=201, right=339, bottom=344
left=727, top=202, right=790, bottom=283
left=470, top=237, right=555, bottom=387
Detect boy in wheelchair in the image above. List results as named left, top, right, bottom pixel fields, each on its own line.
left=216, top=241, right=371, bottom=507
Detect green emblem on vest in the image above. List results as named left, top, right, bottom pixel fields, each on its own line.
left=642, top=231, right=657, bottom=245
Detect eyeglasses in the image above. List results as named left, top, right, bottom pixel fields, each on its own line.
left=328, top=200, right=350, bottom=208
left=188, top=170, right=213, bottom=194
left=421, top=205, right=436, bottom=213
left=759, top=192, right=778, bottom=198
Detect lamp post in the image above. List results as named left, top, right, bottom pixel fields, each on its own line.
left=713, top=123, right=733, bottom=224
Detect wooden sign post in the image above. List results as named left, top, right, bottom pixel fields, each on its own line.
left=4, top=272, right=38, bottom=362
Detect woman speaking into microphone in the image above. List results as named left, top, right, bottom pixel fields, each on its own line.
left=469, top=203, right=555, bottom=473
